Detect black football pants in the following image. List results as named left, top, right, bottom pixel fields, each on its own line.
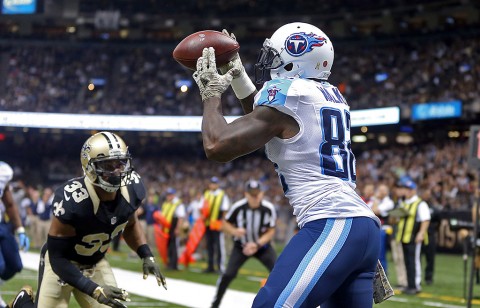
left=211, top=243, right=276, bottom=308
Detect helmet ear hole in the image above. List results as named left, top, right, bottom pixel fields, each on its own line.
left=284, top=63, right=294, bottom=71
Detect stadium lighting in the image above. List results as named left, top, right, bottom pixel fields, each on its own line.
left=352, top=135, right=367, bottom=143
left=396, top=134, right=413, bottom=144
left=0, top=112, right=238, bottom=132
left=0, top=106, right=400, bottom=132
left=448, top=131, right=460, bottom=138
left=350, top=107, right=400, bottom=127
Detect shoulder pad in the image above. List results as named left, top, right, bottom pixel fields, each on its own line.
left=255, top=79, right=294, bottom=107
left=261, top=200, right=276, bottom=212
left=52, top=178, right=90, bottom=222
left=0, top=161, right=14, bottom=183
left=125, top=171, right=146, bottom=206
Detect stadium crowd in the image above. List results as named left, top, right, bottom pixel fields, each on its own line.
left=5, top=138, right=474, bottom=249
left=79, top=0, right=444, bottom=17
left=1, top=34, right=478, bottom=115
left=0, top=1, right=478, bottom=305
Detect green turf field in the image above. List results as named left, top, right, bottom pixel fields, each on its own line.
left=2, top=244, right=479, bottom=307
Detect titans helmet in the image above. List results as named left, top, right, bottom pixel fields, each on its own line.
left=80, top=132, right=133, bottom=193
left=255, top=22, right=334, bottom=83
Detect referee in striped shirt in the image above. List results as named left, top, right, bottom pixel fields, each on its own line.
left=211, top=179, right=277, bottom=308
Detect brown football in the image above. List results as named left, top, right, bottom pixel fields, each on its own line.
left=173, top=30, right=240, bottom=71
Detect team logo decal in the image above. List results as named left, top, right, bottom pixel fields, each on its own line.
left=81, top=143, right=91, bottom=159
left=82, top=143, right=91, bottom=153
left=111, top=216, right=117, bottom=225
left=268, top=86, right=280, bottom=102
left=285, top=32, right=327, bottom=57
left=53, top=200, right=65, bottom=217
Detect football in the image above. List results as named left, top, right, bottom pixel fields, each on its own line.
left=173, top=30, right=240, bottom=71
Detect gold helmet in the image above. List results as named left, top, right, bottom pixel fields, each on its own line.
left=80, top=132, right=133, bottom=193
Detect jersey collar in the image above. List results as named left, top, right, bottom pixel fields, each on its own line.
left=84, top=177, right=131, bottom=214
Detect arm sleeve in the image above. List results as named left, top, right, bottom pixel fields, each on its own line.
left=47, top=235, right=98, bottom=296
left=220, top=194, right=230, bottom=211
left=225, top=200, right=242, bottom=224
left=378, top=198, right=395, bottom=218
left=417, top=202, right=431, bottom=222
left=264, top=201, right=277, bottom=228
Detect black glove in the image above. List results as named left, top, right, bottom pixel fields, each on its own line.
left=92, top=285, right=130, bottom=308
left=142, top=256, right=167, bottom=290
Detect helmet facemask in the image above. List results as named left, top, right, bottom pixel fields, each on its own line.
left=89, top=155, right=133, bottom=193
left=254, top=39, right=284, bottom=84
left=81, top=132, right=133, bottom=193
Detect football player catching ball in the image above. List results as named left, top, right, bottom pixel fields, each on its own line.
left=192, top=23, right=384, bottom=307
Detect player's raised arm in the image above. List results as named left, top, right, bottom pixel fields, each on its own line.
left=193, top=47, right=297, bottom=162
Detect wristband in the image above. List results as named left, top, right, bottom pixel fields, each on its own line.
left=231, top=71, right=256, bottom=100
left=16, top=226, right=25, bottom=234
left=136, top=244, right=154, bottom=259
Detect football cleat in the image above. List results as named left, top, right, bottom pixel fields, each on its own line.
left=7, top=285, right=34, bottom=308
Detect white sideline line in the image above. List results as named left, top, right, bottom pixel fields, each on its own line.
left=423, top=302, right=465, bottom=308
left=20, top=251, right=255, bottom=308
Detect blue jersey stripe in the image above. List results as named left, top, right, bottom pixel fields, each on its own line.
left=274, top=218, right=353, bottom=307
left=294, top=218, right=352, bottom=307
left=274, top=218, right=335, bottom=307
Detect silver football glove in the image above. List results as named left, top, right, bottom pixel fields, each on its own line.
left=218, top=30, right=244, bottom=79
left=218, top=30, right=256, bottom=100
left=193, top=47, right=238, bottom=101
left=373, top=260, right=394, bottom=304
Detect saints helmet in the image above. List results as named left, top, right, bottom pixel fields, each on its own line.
left=80, top=132, right=133, bottom=193
left=255, top=22, right=334, bottom=83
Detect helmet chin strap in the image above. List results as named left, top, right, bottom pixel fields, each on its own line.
left=97, top=177, right=120, bottom=193
left=86, top=176, right=120, bottom=193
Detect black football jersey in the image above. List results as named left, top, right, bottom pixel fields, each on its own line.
left=51, top=171, right=145, bottom=265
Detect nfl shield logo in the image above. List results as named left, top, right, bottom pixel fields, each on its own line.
left=111, top=217, right=117, bottom=225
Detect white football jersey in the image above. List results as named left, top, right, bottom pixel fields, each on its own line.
left=0, top=161, right=14, bottom=199
left=254, top=78, right=379, bottom=228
